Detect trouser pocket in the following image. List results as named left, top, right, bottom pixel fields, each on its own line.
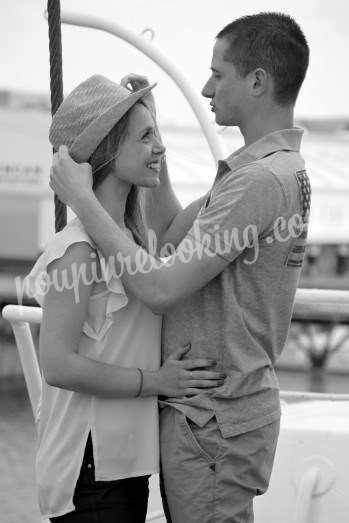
left=183, top=415, right=223, bottom=463
left=160, top=407, right=217, bottom=522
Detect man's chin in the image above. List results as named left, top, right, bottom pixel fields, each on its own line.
left=214, top=113, right=227, bottom=126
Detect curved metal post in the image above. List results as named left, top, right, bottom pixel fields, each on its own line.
left=56, top=10, right=227, bottom=165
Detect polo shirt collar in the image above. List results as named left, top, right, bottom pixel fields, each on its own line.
left=216, top=128, right=304, bottom=177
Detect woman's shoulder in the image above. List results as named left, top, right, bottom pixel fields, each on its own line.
left=47, top=217, right=95, bottom=252
left=25, top=218, right=98, bottom=302
left=32, top=218, right=95, bottom=271
left=48, top=218, right=95, bottom=265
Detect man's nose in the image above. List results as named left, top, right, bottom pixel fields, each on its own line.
left=201, top=78, right=214, bottom=99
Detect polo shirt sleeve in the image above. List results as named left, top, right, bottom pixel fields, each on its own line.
left=186, top=165, right=285, bottom=262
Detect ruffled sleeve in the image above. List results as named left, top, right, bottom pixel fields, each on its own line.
left=25, top=218, right=95, bottom=306
left=81, top=249, right=128, bottom=341
left=25, top=218, right=129, bottom=341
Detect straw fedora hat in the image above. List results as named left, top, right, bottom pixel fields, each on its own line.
left=49, top=74, right=156, bottom=163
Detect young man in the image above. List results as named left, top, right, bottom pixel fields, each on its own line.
left=50, top=12, right=310, bottom=523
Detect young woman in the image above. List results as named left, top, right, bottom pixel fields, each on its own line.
left=27, top=75, right=224, bottom=522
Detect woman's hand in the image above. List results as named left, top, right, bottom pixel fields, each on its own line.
left=142, top=345, right=226, bottom=397
left=50, top=145, right=93, bottom=211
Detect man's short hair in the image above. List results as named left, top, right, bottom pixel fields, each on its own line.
left=217, top=12, right=309, bottom=106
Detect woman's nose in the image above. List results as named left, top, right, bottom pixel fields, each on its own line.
left=154, top=138, right=166, bottom=155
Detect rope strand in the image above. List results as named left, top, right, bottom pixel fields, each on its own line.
left=47, top=0, right=67, bottom=232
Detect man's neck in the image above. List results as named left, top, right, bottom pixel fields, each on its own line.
left=240, top=105, right=294, bottom=146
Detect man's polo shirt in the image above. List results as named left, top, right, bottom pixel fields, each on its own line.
left=161, top=128, right=311, bottom=437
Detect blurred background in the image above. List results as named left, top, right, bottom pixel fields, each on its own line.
left=1, top=1, right=348, bottom=521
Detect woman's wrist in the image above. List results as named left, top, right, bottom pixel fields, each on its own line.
left=141, top=369, right=160, bottom=397
left=73, top=189, right=96, bottom=217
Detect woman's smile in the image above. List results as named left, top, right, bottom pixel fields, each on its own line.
left=147, top=159, right=162, bottom=173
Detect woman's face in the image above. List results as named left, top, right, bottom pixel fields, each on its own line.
left=114, top=103, right=165, bottom=188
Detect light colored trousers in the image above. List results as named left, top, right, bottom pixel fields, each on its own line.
left=160, top=406, right=280, bottom=523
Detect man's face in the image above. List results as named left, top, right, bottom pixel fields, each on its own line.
left=202, top=38, right=249, bottom=127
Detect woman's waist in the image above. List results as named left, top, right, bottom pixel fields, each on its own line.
left=79, top=339, right=161, bottom=369
left=37, top=396, right=159, bottom=457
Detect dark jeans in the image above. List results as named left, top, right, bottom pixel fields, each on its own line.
left=50, top=433, right=150, bottom=523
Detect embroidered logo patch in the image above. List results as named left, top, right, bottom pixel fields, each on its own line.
left=286, top=169, right=311, bottom=268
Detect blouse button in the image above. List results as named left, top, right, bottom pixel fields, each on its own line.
left=87, top=463, right=92, bottom=469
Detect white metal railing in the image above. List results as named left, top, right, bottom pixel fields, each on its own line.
left=2, top=304, right=164, bottom=521
left=293, top=288, right=349, bottom=323
left=293, top=467, right=322, bottom=523
left=4, top=290, right=349, bottom=418
left=2, top=305, right=42, bottom=419
left=146, top=511, right=165, bottom=521
left=281, top=390, right=349, bottom=401
left=3, top=289, right=349, bottom=522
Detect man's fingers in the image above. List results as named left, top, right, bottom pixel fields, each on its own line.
left=120, top=75, right=133, bottom=90
left=127, top=73, right=149, bottom=84
left=120, top=75, right=130, bottom=85
left=52, top=152, right=59, bottom=167
left=120, top=74, right=149, bottom=91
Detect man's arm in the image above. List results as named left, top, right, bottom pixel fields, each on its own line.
left=51, top=144, right=230, bottom=312
left=161, top=192, right=208, bottom=249
left=62, top=196, right=229, bottom=313
left=143, top=158, right=209, bottom=251
left=142, top=159, right=182, bottom=250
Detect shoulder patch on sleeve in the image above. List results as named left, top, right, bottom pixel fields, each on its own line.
left=285, top=169, right=311, bottom=268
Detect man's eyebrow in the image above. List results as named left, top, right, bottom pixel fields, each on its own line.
left=210, top=67, right=221, bottom=73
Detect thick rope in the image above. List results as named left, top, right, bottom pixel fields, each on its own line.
left=47, top=0, right=67, bottom=232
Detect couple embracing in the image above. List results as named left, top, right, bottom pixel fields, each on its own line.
left=28, top=12, right=310, bottom=523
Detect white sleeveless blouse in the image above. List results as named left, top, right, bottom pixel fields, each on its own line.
left=26, top=218, right=162, bottom=519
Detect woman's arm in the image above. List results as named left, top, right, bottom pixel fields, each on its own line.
left=40, top=241, right=141, bottom=396
left=40, top=242, right=224, bottom=397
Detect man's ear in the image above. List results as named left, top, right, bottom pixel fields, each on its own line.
left=249, top=68, right=268, bottom=98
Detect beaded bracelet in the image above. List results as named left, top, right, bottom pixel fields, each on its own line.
left=135, top=368, right=143, bottom=398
